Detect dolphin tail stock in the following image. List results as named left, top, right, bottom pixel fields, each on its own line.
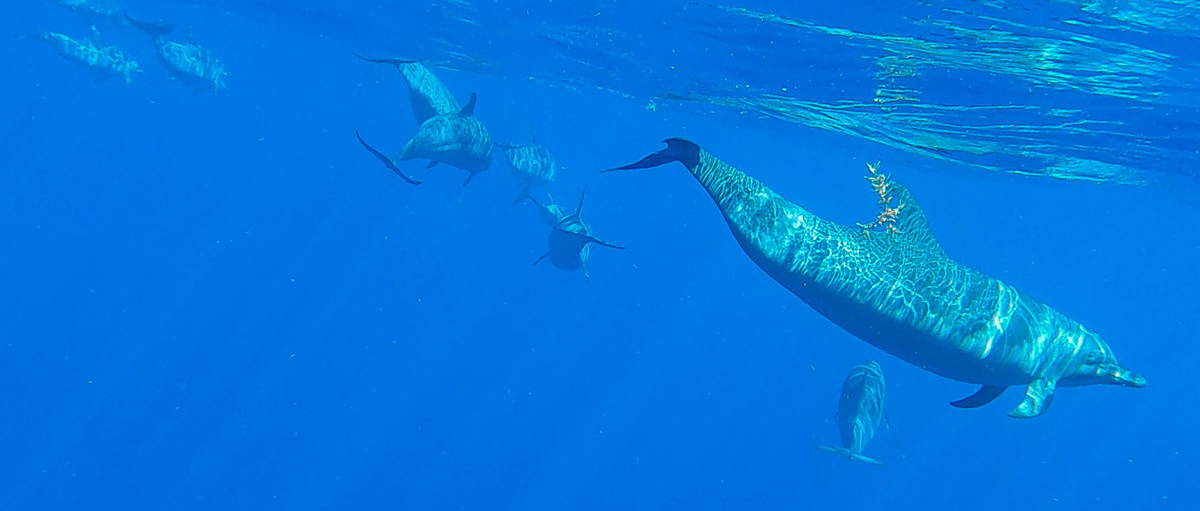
left=603, top=138, right=701, bottom=173
left=815, top=446, right=883, bottom=466
left=125, top=14, right=174, bottom=38
left=354, top=130, right=422, bottom=185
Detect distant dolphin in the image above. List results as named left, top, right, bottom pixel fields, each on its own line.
left=25, top=27, right=141, bottom=84
left=355, top=54, right=460, bottom=125
left=816, top=361, right=886, bottom=465
left=607, top=139, right=1144, bottom=418
left=357, top=92, right=493, bottom=186
left=530, top=191, right=624, bottom=280
left=500, top=125, right=559, bottom=202
left=51, top=0, right=126, bottom=24
left=126, top=15, right=227, bottom=92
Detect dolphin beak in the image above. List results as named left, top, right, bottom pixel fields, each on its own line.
left=1113, top=368, right=1146, bottom=388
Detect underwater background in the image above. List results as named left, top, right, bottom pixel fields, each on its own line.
left=1, top=0, right=1197, bottom=509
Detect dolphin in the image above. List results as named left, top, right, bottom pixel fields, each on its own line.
left=126, top=15, right=227, bottom=92
left=816, top=361, right=886, bottom=466
left=51, top=0, right=126, bottom=24
left=355, top=54, right=460, bottom=125
left=530, top=191, right=624, bottom=280
left=357, top=92, right=493, bottom=186
left=607, top=139, right=1145, bottom=418
left=25, top=27, right=141, bottom=84
left=500, top=125, right=559, bottom=203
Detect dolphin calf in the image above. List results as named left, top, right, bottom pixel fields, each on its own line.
left=357, top=92, right=493, bottom=186
left=25, top=27, right=140, bottom=84
left=530, top=191, right=624, bottom=280
left=126, top=16, right=227, bottom=92
left=817, top=361, right=886, bottom=466
left=500, top=126, right=559, bottom=203
left=355, top=55, right=460, bottom=125
left=52, top=0, right=126, bottom=24
left=607, top=139, right=1144, bottom=418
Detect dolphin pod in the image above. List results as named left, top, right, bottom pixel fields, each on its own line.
left=817, top=361, right=886, bottom=465
left=606, top=138, right=1144, bottom=418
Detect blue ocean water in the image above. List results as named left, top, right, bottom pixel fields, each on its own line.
left=1, top=0, right=1197, bottom=509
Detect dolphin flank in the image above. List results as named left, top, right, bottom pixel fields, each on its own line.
left=606, top=138, right=1144, bottom=418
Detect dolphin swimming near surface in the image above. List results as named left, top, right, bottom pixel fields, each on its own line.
left=530, top=191, right=624, bottom=280
left=500, top=125, right=559, bottom=203
left=816, top=361, right=886, bottom=465
left=607, top=139, right=1144, bottom=418
left=355, top=54, right=461, bottom=125
left=51, top=0, right=126, bottom=24
left=126, top=15, right=227, bottom=92
left=25, top=27, right=141, bottom=84
left=357, top=92, right=493, bottom=186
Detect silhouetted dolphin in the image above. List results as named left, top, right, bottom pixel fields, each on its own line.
left=530, top=191, right=624, bottom=280
left=25, top=27, right=140, bottom=84
left=607, top=139, right=1144, bottom=418
left=126, top=15, right=227, bottom=92
left=357, top=93, right=493, bottom=186
left=355, top=55, right=460, bottom=125
left=816, top=361, right=886, bottom=465
left=500, top=126, right=558, bottom=203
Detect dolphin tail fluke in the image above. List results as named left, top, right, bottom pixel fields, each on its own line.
left=125, top=14, right=174, bottom=37
left=815, top=446, right=883, bottom=466
left=950, top=385, right=1007, bottom=409
left=355, top=131, right=422, bottom=185
left=604, top=138, right=701, bottom=173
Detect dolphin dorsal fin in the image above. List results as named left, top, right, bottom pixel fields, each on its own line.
left=460, top=92, right=477, bottom=116
left=860, top=164, right=944, bottom=256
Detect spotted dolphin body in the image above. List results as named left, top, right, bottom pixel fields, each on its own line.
left=501, top=126, right=558, bottom=202
left=126, top=16, right=227, bottom=92
left=357, top=93, right=493, bottom=186
left=608, top=139, right=1145, bottom=418
left=530, top=191, right=624, bottom=280
left=355, top=55, right=460, bottom=124
left=817, top=361, right=886, bottom=465
left=28, top=28, right=140, bottom=84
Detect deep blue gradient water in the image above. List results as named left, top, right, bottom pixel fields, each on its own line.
left=2, top=1, right=1198, bottom=509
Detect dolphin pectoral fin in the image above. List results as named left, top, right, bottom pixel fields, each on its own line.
left=815, top=446, right=883, bottom=466
left=950, top=385, right=1007, bottom=409
left=460, top=92, right=477, bottom=116
left=532, top=253, right=549, bottom=266
left=553, top=228, right=625, bottom=250
left=354, top=54, right=416, bottom=66
left=425, top=160, right=438, bottom=169
left=1008, top=379, right=1056, bottom=418
left=461, top=171, right=478, bottom=187
left=354, top=131, right=421, bottom=185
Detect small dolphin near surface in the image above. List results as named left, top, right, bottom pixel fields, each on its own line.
left=355, top=54, right=460, bottom=125
left=126, top=15, right=227, bottom=92
left=530, top=191, right=624, bottom=280
left=52, top=0, right=126, bottom=24
left=817, top=361, right=886, bottom=466
left=25, top=27, right=141, bottom=84
left=500, top=126, right=559, bottom=202
left=607, top=139, right=1144, bottom=418
left=357, top=92, right=493, bottom=186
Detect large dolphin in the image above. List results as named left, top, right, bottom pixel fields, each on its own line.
left=530, top=191, right=624, bottom=280
left=607, top=139, right=1145, bottom=418
left=355, top=55, right=460, bottom=125
left=357, top=93, right=493, bottom=186
left=816, top=361, right=886, bottom=465
left=126, top=16, right=227, bottom=92
left=25, top=27, right=141, bottom=84
left=500, top=126, right=559, bottom=202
